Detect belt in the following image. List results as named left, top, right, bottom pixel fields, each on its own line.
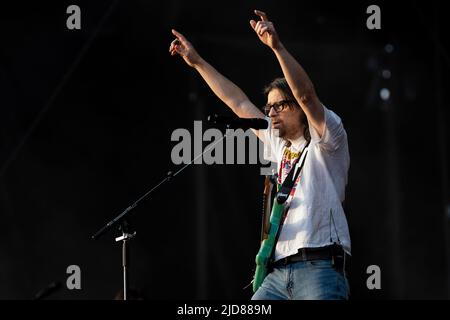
left=272, top=244, right=349, bottom=268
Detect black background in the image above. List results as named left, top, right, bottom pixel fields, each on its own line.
left=0, top=0, right=449, bottom=300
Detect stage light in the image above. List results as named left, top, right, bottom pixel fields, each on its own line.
left=380, top=88, right=390, bottom=101
left=382, top=69, right=391, bottom=79
left=384, top=44, right=394, bottom=54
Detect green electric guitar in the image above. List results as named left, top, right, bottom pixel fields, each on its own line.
left=253, top=177, right=286, bottom=293
left=252, top=143, right=309, bottom=292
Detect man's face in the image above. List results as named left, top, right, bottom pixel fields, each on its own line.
left=267, top=89, right=303, bottom=139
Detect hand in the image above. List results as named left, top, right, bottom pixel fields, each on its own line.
left=169, top=29, right=201, bottom=68
left=249, top=10, right=282, bottom=50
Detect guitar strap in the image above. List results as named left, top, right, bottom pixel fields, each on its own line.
left=276, top=140, right=310, bottom=205
left=269, top=140, right=310, bottom=265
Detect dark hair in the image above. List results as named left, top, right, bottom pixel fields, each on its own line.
left=264, top=78, right=310, bottom=142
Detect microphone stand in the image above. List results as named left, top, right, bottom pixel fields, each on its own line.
left=91, top=118, right=238, bottom=300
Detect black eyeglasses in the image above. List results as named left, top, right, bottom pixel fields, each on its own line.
left=262, top=100, right=295, bottom=116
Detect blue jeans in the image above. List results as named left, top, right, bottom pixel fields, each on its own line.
left=251, top=259, right=349, bottom=300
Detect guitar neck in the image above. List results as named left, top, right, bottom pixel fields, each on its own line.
left=260, top=176, right=274, bottom=242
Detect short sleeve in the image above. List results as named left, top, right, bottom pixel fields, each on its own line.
left=261, top=117, right=284, bottom=163
left=308, top=106, right=347, bottom=153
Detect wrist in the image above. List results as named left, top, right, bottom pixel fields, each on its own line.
left=272, top=42, right=285, bottom=53
left=192, top=56, right=205, bottom=69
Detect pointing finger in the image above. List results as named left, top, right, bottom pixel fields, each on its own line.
left=171, top=29, right=187, bottom=44
left=254, top=10, right=268, bottom=21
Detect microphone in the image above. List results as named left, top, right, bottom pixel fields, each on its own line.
left=208, top=114, right=268, bottom=130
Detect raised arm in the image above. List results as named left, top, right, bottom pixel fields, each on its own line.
left=169, top=29, right=264, bottom=121
left=250, top=10, right=325, bottom=137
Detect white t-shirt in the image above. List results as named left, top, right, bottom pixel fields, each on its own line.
left=262, top=106, right=351, bottom=261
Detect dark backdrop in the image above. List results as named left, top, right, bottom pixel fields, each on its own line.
left=0, top=0, right=449, bottom=299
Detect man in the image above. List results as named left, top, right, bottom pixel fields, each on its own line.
left=169, top=10, right=351, bottom=300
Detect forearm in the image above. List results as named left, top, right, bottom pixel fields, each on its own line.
left=273, top=44, right=316, bottom=103
left=273, top=43, right=325, bottom=135
left=193, top=58, right=250, bottom=113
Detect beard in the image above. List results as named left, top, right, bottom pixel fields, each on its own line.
left=274, top=128, right=286, bottom=138
left=273, top=122, right=305, bottom=141
left=272, top=124, right=285, bottom=138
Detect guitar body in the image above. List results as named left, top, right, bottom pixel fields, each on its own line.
left=253, top=190, right=285, bottom=293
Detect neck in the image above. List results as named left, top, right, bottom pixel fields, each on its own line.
left=285, top=124, right=305, bottom=144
